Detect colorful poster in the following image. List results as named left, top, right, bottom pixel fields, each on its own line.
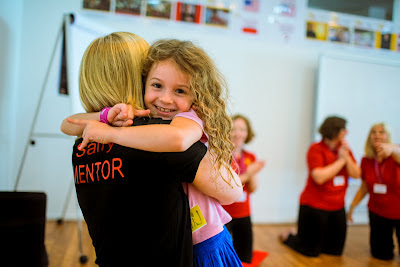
left=241, top=18, right=259, bottom=34
left=305, top=21, right=327, bottom=41
left=83, top=0, right=110, bottom=11
left=375, top=32, right=395, bottom=50
left=146, top=1, right=172, bottom=19
left=205, top=6, right=230, bottom=27
left=354, top=28, right=375, bottom=48
left=327, top=25, right=350, bottom=43
left=397, top=34, right=400, bottom=52
left=115, top=0, right=142, bottom=15
left=273, top=0, right=296, bottom=17
left=176, top=3, right=202, bottom=24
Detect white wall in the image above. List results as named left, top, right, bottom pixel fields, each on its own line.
left=0, top=0, right=23, bottom=190
left=1, top=1, right=400, bottom=222
left=0, top=0, right=82, bottom=219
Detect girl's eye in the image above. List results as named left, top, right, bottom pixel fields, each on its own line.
left=176, top=89, right=185, bottom=94
left=152, top=83, right=162, bottom=89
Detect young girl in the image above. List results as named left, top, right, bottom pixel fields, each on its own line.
left=63, top=39, right=243, bottom=266
left=223, top=114, right=265, bottom=264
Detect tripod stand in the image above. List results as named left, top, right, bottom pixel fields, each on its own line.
left=13, top=13, right=88, bottom=264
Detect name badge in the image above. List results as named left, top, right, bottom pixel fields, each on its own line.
left=373, top=183, right=387, bottom=194
left=333, top=176, right=345, bottom=186
left=190, top=204, right=207, bottom=233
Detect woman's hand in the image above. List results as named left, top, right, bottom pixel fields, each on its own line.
left=338, top=140, right=350, bottom=161
left=67, top=118, right=116, bottom=149
left=376, top=143, right=394, bottom=161
left=346, top=208, right=354, bottom=223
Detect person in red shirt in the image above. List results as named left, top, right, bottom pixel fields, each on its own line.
left=347, top=122, right=400, bottom=260
left=222, top=114, right=265, bottom=264
left=279, top=116, right=360, bottom=257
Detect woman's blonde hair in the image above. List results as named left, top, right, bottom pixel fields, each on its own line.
left=79, top=32, right=149, bottom=112
left=142, top=39, right=235, bottom=185
left=364, top=122, right=392, bottom=158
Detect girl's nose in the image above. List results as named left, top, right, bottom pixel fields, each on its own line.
left=159, top=91, right=173, bottom=104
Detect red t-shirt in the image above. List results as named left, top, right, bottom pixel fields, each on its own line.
left=361, top=155, right=400, bottom=219
left=222, top=150, right=256, bottom=218
left=300, top=141, right=356, bottom=211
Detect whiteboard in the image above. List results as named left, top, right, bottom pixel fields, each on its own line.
left=315, top=55, right=400, bottom=162
left=315, top=55, right=400, bottom=223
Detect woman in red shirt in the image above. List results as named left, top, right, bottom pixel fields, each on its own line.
left=280, top=116, right=360, bottom=257
left=223, top=114, right=265, bottom=263
left=347, top=123, right=400, bottom=260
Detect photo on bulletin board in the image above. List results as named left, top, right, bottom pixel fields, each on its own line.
left=83, top=0, right=111, bottom=11
left=397, top=34, right=400, bottom=52
left=273, top=1, right=296, bottom=17
left=176, top=3, right=202, bottom=24
left=327, top=25, right=350, bottom=43
left=241, top=18, right=259, bottom=34
left=354, top=28, right=375, bottom=48
left=305, top=21, right=327, bottom=41
left=205, top=6, right=230, bottom=27
left=146, top=0, right=172, bottom=19
left=376, top=32, right=393, bottom=50
left=115, top=0, right=142, bottom=15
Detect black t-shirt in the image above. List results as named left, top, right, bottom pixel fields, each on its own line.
left=72, top=117, right=206, bottom=267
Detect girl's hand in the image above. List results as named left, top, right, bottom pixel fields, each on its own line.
left=67, top=118, right=115, bottom=149
left=108, top=103, right=150, bottom=127
left=247, top=160, right=266, bottom=177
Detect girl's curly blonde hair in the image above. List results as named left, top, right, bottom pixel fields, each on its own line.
left=142, top=39, right=235, bottom=185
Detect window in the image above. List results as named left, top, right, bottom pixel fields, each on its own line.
left=307, top=0, right=394, bottom=21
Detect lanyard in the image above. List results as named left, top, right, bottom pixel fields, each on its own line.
left=234, top=151, right=246, bottom=175
left=374, top=159, right=386, bottom=183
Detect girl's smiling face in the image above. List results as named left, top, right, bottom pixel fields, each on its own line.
left=144, top=59, right=193, bottom=120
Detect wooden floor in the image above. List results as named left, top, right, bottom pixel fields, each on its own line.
left=45, top=221, right=400, bottom=267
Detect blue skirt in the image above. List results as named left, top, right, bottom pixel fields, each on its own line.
left=193, top=226, right=243, bottom=267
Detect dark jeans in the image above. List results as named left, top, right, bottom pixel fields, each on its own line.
left=369, top=211, right=400, bottom=260
left=284, top=205, right=347, bottom=257
left=226, top=216, right=253, bottom=263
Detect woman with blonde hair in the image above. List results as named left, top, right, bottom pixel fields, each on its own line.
left=347, top=122, right=400, bottom=260
left=62, top=37, right=243, bottom=266
left=61, top=33, right=242, bottom=267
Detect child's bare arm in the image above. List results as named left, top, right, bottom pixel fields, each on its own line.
left=192, top=150, right=243, bottom=205
left=69, top=116, right=203, bottom=152
left=60, top=103, right=149, bottom=136
left=60, top=112, right=101, bottom=136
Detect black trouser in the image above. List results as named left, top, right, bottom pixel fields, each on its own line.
left=284, top=205, right=347, bottom=257
left=225, top=216, right=253, bottom=263
left=369, top=211, right=400, bottom=260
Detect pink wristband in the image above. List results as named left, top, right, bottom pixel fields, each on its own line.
left=100, top=107, right=111, bottom=125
